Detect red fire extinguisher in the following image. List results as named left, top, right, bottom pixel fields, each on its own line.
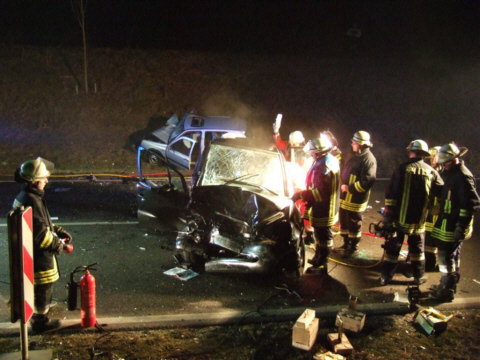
left=80, top=265, right=97, bottom=328
left=67, top=263, right=97, bottom=328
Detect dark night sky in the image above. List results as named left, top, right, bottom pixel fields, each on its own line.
left=1, top=0, right=479, bottom=55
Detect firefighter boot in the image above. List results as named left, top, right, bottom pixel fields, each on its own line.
left=307, top=246, right=323, bottom=267
left=333, top=236, right=349, bottom=253
left=306, top=247, right=328, bottom=275
left=305, top=262, right=328, bottom=276
left=379, top=261, right=397, bottom=286
left=429, top=274, right=457, bottom=302
left=30, top=314, right=61, bottom=334
left=343, top=238, right=360, bottom=258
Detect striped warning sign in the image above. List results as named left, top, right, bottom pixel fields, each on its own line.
left=21, top=207, right=34, bottom=323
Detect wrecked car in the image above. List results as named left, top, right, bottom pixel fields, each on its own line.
left=140, top=112, right=247, bottom=170
left=136, top=139, right=305, bottom=279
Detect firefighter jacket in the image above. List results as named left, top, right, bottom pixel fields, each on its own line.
left=432, top=160, right=480, bottom=242
left=301, top=153, right=340, bottom=227
left=384, top=157, right=444, bottom=234
left=13, top=183, right=61, bottom=285
left=340, top=148, right=377, bottom=213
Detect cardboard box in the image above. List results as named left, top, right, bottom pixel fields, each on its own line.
left=415, top=309, right=451, bottom=335
left=296, top=308, right=316, bottom=329
left=335, top=309, right=366, bottom=333
left=292, top=317, right=319, bottom=350
left=327, top=332, right=354, bottom=356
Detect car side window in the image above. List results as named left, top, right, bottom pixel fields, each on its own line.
left=205, top=132, right=226, bottom=142
left=171, top=138, right=194, bottom=156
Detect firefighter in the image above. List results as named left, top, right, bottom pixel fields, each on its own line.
left=292, top=135, right=340, bottom=275
left=13, top=158, right=73, bottom=333
left=429, top=143, right=480, bottom=302
left=335, top=130, right=377, bottom=257
left=380, top=140, right=444, bottom=286
left=424, top=146, right=443, bottom=271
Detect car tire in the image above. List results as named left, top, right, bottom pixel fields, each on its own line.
left=280, top=232, right=305, bottom=282
left=147, top=151, right=161, bottom=165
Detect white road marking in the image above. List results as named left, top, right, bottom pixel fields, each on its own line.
left=0, top=221, right=139, bottom=227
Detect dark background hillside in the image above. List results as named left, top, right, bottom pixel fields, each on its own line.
left=0, top=0, right=479, bottom=177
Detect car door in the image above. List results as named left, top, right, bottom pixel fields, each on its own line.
left=136, top=147, right=191, bottom=232
left=165, top=135, right=200, bottom=170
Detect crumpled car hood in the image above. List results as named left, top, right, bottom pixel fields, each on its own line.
left=190, top=185, right=291, bottom=235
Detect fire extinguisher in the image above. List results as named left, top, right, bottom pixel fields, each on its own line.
left=66, top=262, right=98, bottom=328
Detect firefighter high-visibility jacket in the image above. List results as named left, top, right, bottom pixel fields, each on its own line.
left=384, top=157, right=444, bottom=234
left=13, top=184, right=61, bottom=285
left=432, top=160, right=480, bottom=242
left=340, top=148, right=377, bottom=213
left=301, top=153, right=340, bottom=227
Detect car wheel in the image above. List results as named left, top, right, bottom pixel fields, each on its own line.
left=280, top=231, right=305, bottom=281
left=147, top=151, right=161, bottom=165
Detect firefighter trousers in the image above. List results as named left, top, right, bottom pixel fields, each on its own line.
left=310, top=226, right=334, bottom=267
left=381, top=231, right=425, bottom=280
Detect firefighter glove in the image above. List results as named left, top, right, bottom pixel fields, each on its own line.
left=291, top=191, right=303, bottom=203
left=57, top=229, right=73, bottom=242
left=273, top=122, right=280, bottom=134
left=59, top=239, right=73, bottom=254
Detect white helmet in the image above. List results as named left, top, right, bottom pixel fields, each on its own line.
left=351, top=131, right=372, bottom=147
left=20, top=158, right=54, bottom=182
left=436, top=143, right=468, bottom=164
left=289, top=131, right=305, bottom=146
left=406, top=139, right=430, bottom=156
left=303, top=136, right=333, bottom=155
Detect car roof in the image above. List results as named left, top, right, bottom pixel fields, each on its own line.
left=184, top=114, right=247, bottom=132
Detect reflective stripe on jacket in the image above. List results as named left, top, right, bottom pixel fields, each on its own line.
left=302, top=153, right=340, bottom=227
left=432, top=160, right=480, bottom=242
left=385, top=157, right=444, bottom=234
left=340, top=148, right=377, bottom=213
left=13, top=184, right=61, bottom=285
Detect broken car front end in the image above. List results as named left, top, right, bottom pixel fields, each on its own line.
left=137, top=140, right=305, bottom=278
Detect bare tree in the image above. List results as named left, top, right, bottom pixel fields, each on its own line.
left=71, top=0, right=89, bottom=94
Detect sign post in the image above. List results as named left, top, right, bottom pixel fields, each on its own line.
left=1, top=207, right=52, bottom=360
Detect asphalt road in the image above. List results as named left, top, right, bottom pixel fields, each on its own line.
left=0, top=178, right=479, bottom=333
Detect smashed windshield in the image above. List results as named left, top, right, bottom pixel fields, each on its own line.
left=199, top=143, right=287, bottom=196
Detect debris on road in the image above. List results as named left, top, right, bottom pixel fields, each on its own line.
left=163, top=267, right=199, bottom=281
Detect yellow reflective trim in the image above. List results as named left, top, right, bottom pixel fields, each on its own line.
left=312, top=188, right=322, bottom=202
left=399, top=172, right=411, bottom=224
left=330, top=173, right=339, bottom=218
left=385, top=199, right=396, bottom=206
left=349, top=174, right=356, bottom=186
left=39, top=231, right=54, bottom=249
left=340, top=199, right=368, bottom=212
left=409, top=253, right=425, bottom=261
left=354, top=182, right=366, bottom=193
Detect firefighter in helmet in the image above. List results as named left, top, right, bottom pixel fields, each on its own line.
left=336, top=130, right=377, bottom=257
left=429, top=143, right=480, bottom=302
left=380, top=140, right=444, bottom=286
left=292, top=135, right=340, bottom=275
left=13, top=158, right=73, bottom=333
